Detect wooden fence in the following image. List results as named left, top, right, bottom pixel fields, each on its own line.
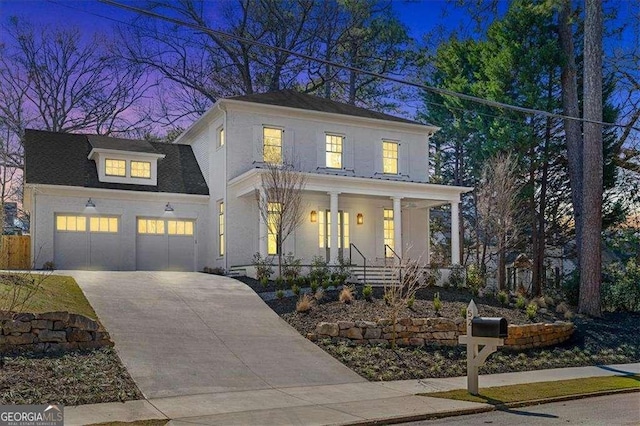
left=0, top=235, right=31, bottom=270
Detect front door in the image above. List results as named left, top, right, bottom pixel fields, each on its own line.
left=323, top=210, right=350, bottom=262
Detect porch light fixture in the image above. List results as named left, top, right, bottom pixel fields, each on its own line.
left=165, top=202, right=174, bottom=212
left=85, top=198, right=96, bottom=208
left=310, top=210, right=317, bottom=223
left=356, top=213, right=364, bottom=225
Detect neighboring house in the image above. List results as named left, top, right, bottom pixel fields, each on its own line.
left=24, top=90, right=471, bottom=273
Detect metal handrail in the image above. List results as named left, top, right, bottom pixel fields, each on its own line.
left=384, top=244, right=402, bottom=282
left=349, top=243, right=367, bottom=285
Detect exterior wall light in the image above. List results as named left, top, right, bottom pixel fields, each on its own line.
left=86, top=198, right=96, bottom=208
left=310, top=210, right=317, bottom=223
left=357, top=213, right=364, bottom=225
left=165, top=202, right=174, bottom=212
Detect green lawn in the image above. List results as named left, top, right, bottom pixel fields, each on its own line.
left=424, top=375, right=640, bottom=406
left=0, top=274, right=97, bottom=319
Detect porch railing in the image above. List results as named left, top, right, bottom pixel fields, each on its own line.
left=349, top=243, right=366, bottom=285
left=384, top=244, right=402, bottom=282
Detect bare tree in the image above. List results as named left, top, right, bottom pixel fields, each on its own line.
left=256, top=157, right=307, bottom=276
left=382, top=252, right=427, bottom=348
left=476, top=154, right=521, bottom=291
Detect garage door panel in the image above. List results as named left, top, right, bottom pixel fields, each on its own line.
left=168, top=236, right=195, bottom=272
left=136, top=234, right=169, bottom=271
left=136, top=217, right=195, bottom=272
left=54, top=232, right=89, bottom=269
left=90, top=234, right=122, bottom=271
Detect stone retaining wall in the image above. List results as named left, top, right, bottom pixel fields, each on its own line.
left=0, top=312, right=113, bottom=353
left=310, top=317, right=574, bottom=349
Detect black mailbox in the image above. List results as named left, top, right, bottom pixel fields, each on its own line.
left=471, top=317, right=508, bottom=338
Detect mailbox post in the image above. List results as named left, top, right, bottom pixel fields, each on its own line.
left=458, top=300, right=507, bottom=395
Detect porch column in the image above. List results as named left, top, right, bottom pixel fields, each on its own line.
left=451, top=201, right=460, bottom=264
left=393, top=196, right=402, bottom=259
left=329, top=191, right=339, bottom=264
left=426, top=207, right=431, bottom=263
left=258, top=187, right=268, bottom=257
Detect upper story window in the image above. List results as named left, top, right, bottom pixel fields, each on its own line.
left=263, top=127, right=282, bottom=164
left=218, top=127, right=225, bottom=147
left=130, top=161, right=151, bottom=178
left=325, top=134, right=343, bottom=169
left=105, top=159, right=126, bottom=177
left=383, top=141, right=398, bottom=174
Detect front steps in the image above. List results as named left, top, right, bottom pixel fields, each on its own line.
left=350, top=265, right=400, bottom=286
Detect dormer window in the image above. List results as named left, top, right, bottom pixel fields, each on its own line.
left=131, top=161, right=151, bottom=178
left=105, top=159, right=126, bottom=177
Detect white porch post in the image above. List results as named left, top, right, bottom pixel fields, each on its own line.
left=259, top=187, right=268, bottom=257
left=451, top=201, right=460, bottom=264
left=426, top=207, right=431, bottom=263
left=393, top=196, right=402, bottom=258
left=329, top=191, right=339, bottom=264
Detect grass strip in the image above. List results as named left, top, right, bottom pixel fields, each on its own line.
left=423, top=375, right=640, bottom=406
left=89, top=420, right=168, bottom=426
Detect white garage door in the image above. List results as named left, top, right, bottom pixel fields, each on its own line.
left=136, top=218, right=196, bottom=271
left=54, top=215, right=122, bottom=270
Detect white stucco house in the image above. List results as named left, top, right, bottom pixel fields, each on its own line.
left=24, top=90, right=471, bottom=274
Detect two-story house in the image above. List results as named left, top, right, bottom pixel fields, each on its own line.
left=23, top=90, right=471, bottom=273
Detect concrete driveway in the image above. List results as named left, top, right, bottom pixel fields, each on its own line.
left=64, top=271, right=364, bottom=399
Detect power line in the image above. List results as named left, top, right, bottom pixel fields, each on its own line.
left=94, top=0, right=637, bottom=132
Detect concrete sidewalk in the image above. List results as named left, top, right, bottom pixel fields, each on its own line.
left=65, top=362, right=639, bottom=425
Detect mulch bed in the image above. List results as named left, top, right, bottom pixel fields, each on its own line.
left=260, top=284, right=640, bottom=382
left=0, top=347, right=143, bottom=405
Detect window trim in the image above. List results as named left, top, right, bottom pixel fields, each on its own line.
left=130, top=160, right=152, bottom=179
left=218, top=201, right=225, bottom=256
left=382, top=141, right=399, bottom=175
left=383, top=208, right=394, bottom=257
left=263, top=126, right=283, bottom=164
left=217, top=126, right=225, bottom=148
left=325, top=133, right=343, bottom=169
left=267, top=201, right=281, bottom=255
left=105, top=158, right=126, bottom=177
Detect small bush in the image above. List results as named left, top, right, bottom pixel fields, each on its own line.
left=275, top=276, right=284, bottom=289
left=601, top=259, right=640, bottom=312
left=310, top=255, right=330, bottom=283
left=564, top=309, right=575, bottom=320
left=516, top=295, right=527, bottom=310
left=310, top=279, right=319, bottom=293
left=321, top=280, right=331, bottom=290
left=497, top=290, right=509, bottom=306
left=314, top=288, right=325, bottom=302
left=260, top=277, right=269, bottom=288
left=362, top=284, right=373, bottom=300
left=339, top=286, right=355, bottom=304
left=460, top=306, right=467, bottom=319
left=562, top=270, right=580, bottom=306
left=407, top=295, right=415, bottom=309
left=424, top=263, right=441, bottom=287
left=433, top=292, right=442, bottom=315
left=296, top=294, right=314, bottom=313
left=275, top=289, right=284, bottom=299
left=252, top=252, right=273, bottom=282
left=556, top=302, right=570, bottom=314
left=466, top=263, right=484, bottom=294
left=282, top=252, right=302, bottom=281
left=448, top=265, right=465, bottom=289
left=42, top=261, right=55, bottom=271
left=532, top=296, right=547, bottom=309
left=291, top=284, right=300, bottom=296
left=526, top=303, right=538, bottom=320
left=543, top=295, right=555, bottom=306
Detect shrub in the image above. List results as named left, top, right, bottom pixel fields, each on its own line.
left=252, top=252, right=273, bottom=282
left=362, top=284, right=373, bottom=300
left=275, top=289, right=284, bottom=299
left=275, top=276, right=284, bottom=289
left=448, top=265, right=465, bottom=289
left=526, top=303, right=538, bottom=320
left=516, top=295, right=526, bottom=310
left=460, top=306, right=467, bottom=319
left=282, top=252, right=302, bottom=281
left=543, top=295, right=555, bottom=306
left=291, top=284, right=300, bottom=296
left=497, top=290, right=509, bottom=306
left=433, top=292, right=442, bottom=315
left=424, top=262, right=441, bottom=287
left=321, top=279, right=331, bottom=290
left=564, top=309, right=575, bottom=320
left=556, top=301, right=569, bottom=314
left=532, top=296, right=547, bottom=309
left=260, top=277, right=269, bottom=288
left=339, top=286, right=355, bottom=304
left=601, top=259, right=640, bottom=312
left=407, top=295, right=415, bottom=309
left=561, top=270, right=580, bottom=306
left=310, top=279, right=319, bottom=293
left=314, top=288, right=325, bottom=302
left=310, top=255, right=330, bottom=283
left=42, top=261, right=55, bottom=271
left=466, top=263, right=484, bottom=294
left=296, top=294, right=314, bottom=313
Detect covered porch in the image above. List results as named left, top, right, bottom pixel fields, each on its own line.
left=228, top=169, right=472, bottom=269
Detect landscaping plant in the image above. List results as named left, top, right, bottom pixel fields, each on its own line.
left=291, top=284, right=300, bottom=296
left=310, top=279, right=319, bottom=293
left=362, top=284, right=373, bottom=301
left=424, top=261, right=441, bottom=287
left=602, top=259, right=640, bottom=312
left=339, top=286, right=355, bottom=304
left=314, top=288, right=325, bottom=302
left=275, top=289, right=284, bottom=299
left=260, top=277, right=269, bottom=288
left=516, top=295, right=527, bottom=310
left=296, top=294, right=314, bottom=313
left=466, top=263, right=484, bottom=295
left=460, top=306, right=467, bottom=318
left=282, top=252, right=302, bottom=282
left=448, top=264, right=465, bottom=289
left=310, top=255, right=330, bottom=283
left=407, top=295, right=415, bottom=309
left=0, top=271, right=53, bottom=317
left=497, top=290, right=509, bottom=306
left=526, top=303, right=538, bottom=320
left=252, top=252, right=273, bottom=282
left=433, top=292, right=442, bottom=315
left=275, top=276, right=284, bottom=290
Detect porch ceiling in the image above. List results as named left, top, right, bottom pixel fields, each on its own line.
left=228, top=168, right=473, bottom=203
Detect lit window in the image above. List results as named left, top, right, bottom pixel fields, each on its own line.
left=342, top=212, right=350, bottom=248
left=263, top=127, right=282, bottom=164
left=90, top=217, right=119, bottom=233
left=267, top=202, right=281, bottom=255
left=384, top=208, right=394, bottom=257
left=130, top=161, right=151, bottom=178
left=318, top=210, right=325, bottom=248
left=168, top=220, right=194, bottom=236
left=56, top=215, right=87, bottom=232
left=382, top=141, right=398, bottom=174
left=218, top=127, right=225, bottom=147
left=325, top=134, right=343, bottom=169
left=105, top=159, right=126, bottom=176
left=218, top=202, right=224, bottom=256
left=137, top=219, right=165, bottom=234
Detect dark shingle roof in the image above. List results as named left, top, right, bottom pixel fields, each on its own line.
left=228, top=89, right=427, bottom=126
left=24, top=129, right=209, bottom=195
left=87, top=134, right=158, bottom=154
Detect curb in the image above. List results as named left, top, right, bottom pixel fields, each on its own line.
left=496, top=386, right=640, bottom=410
left=341, top=405, right=496, bottom=426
